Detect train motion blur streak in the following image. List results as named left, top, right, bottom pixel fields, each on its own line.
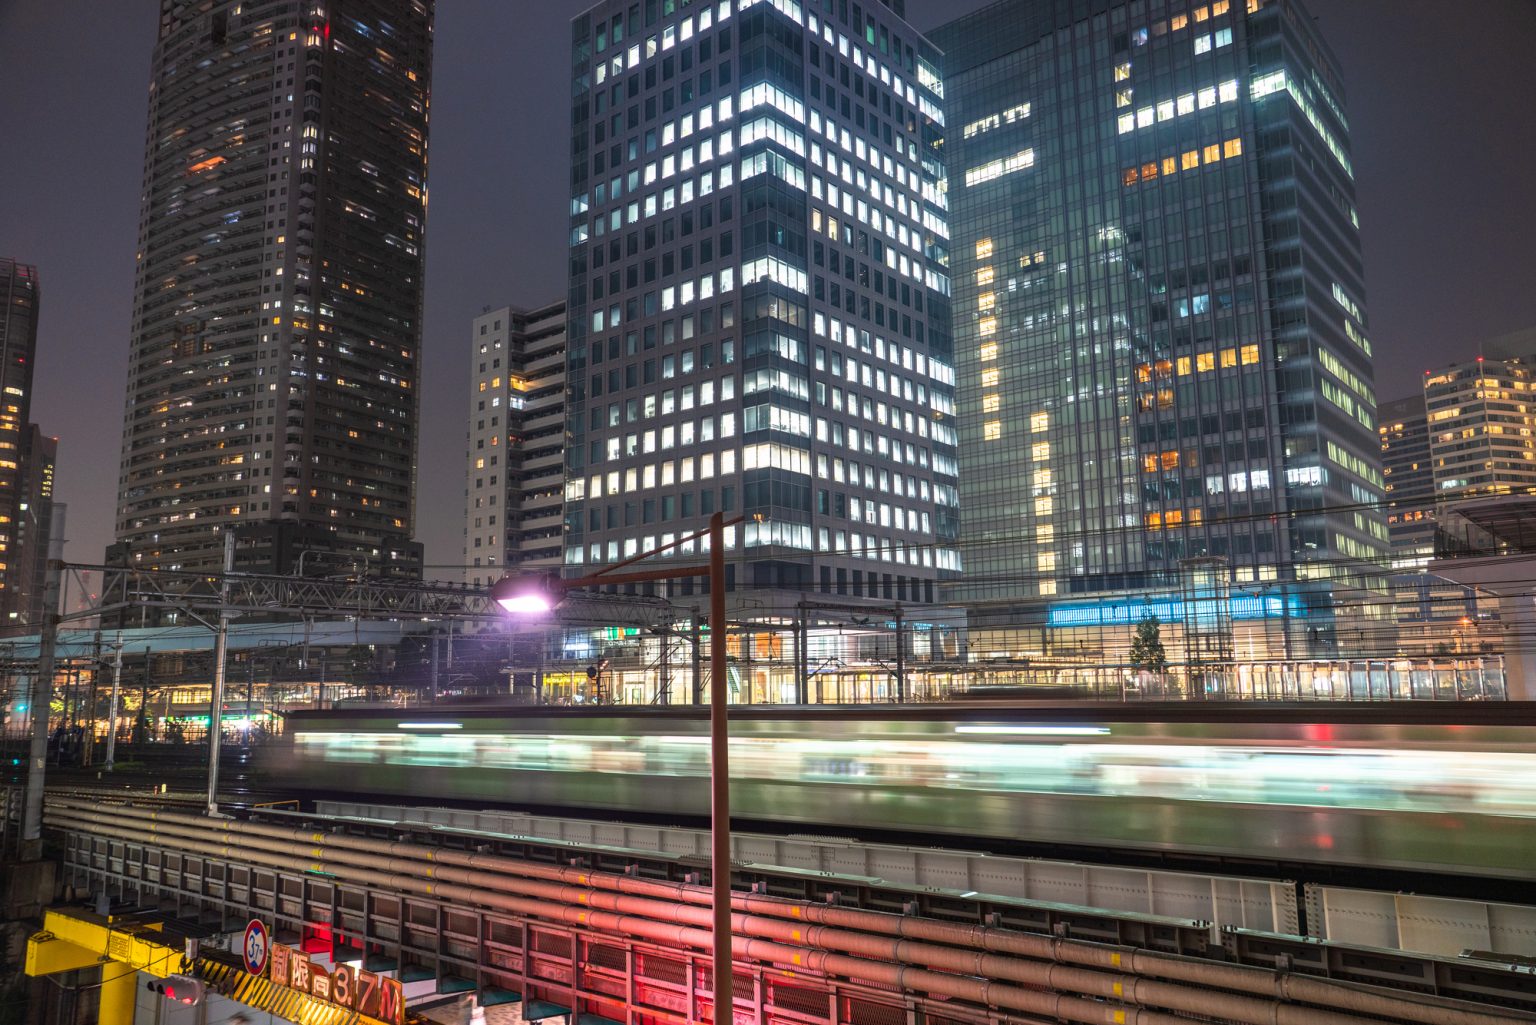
left=266, top=704, right=1536, bottom=878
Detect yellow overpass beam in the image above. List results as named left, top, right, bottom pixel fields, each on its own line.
left=26, top=908, right=188, bottom=1025
left=26, top=908, right=183, bottom=978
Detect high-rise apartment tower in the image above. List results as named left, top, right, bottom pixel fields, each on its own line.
left=0, top=260, right=40, bottom=615
left=933, top=0, right=1387, bottom=660
left=1424, top=357, right=1536, bottom=501
left=564, top=0, right=959, bottom=614
left=114, top=0, right=432, bottom=577
left=464, top=302, right=569, bottom=587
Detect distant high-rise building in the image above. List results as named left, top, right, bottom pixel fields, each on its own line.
left=563, top=0, right=959, bottom=614
left=1380, top=347, right=1536, bottom=655
left=114, top=1, right=433, bottom=578
left=6, top=427, right=57, bottom=633
left=0, top=260, right=40, bottom=619
left=933, top=0, right=1388, bottom=662
left=1424, top=356, right=1536, bottom=501
left=464, top=302, right=568, bottom=587
left=1378, top=395, right=1434, bottom=568
left=1378, top=338, right=1536, bottom=567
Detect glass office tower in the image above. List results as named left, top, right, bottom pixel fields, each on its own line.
left=934, top=0, right=1388, bottom=663
left=564, top=0, right=959, bottom=615
left=115, top=1, right=432, bottom=576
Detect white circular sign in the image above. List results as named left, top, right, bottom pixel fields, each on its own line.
left=242, top=920, right=270, bottom=976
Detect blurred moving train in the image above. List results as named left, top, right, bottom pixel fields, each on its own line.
left=264, top=703, right=1536, bottom=879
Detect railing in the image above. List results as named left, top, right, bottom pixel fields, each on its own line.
left=538, top=654, right=1508, bottom=704
left=944, top=656, right=1507, bottom=701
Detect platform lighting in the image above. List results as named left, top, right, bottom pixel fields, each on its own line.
left=489, top=573, right=563, bottom=615
left=492, top=512, right=742, bottom=1023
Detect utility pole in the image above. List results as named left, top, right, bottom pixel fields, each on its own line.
left=535, top=630, right=546, bottom=705
left=706, top=513, right=732, bottom=1024
left=139, top=647, right=152, bottom=743
left=692, top=609, right=703, bottom=705
left=21, top=559, right=63, bottom=859
left=206, top=531, right=235, bottom=815
left=490, top=512, right=739, bottom=1016
left=84, top=632, right=101, bottom=766
left=59, top=667, right=74, bottom=746
left=430, top=630, right=440, bottom=703
left=793, top=600, right=806, bottom=705
left=659, top=626, right=671, bottom=704
left=104, top=632, right=125, bottom=771
left=741, top=629, right=750, bottom=705
left=894, top=605, right=905, bottom=703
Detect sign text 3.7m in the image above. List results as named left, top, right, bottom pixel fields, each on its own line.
left=269, top=942, right=404, bottom=1025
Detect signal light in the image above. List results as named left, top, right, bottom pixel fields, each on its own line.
left=147, top=974, right=205, bottom=1005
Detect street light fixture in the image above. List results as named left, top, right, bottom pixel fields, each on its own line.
left=492, top=511, right=742, bottom=1022
left=489, top=574, right=564, bottom=616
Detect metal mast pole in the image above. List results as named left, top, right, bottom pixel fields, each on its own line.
left=104, top=633, right=125, bottom=771
left=206, top=531, right=234, bottom=815
left=708, top=512, right=732, bottom=1024
left=430, top=631, right=440, bottom=703
left=85, top=633, right=101, bottom=766
left=20, top=559, right=62, bottom=859
left=798, top=602, right=811, bottom=706
left=692, top=609, right=703, bottom=705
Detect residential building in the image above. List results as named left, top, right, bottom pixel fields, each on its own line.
left=1380, top=346, right=1536, bottom=659
left=932, top=0, right=1388, bottom=666
left=0, top=260, right=40, bottom=619
left=1424, top=356, right=1536, bottom=501
left=113, top=0, right=433, bottom=579
left=465, top=302, right=568, bottom=588
left=563, top=0, right=959, bottom=612
left=1378, top=395, right=1434, bottom=568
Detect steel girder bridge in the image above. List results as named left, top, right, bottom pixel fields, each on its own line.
left=33, top=793, right=1536, bottom=1025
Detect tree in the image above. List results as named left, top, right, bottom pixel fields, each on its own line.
left=1129, top=613, right=1168, bottom=679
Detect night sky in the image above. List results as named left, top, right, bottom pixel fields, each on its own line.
left=0, top=0, right=1531, bottom=576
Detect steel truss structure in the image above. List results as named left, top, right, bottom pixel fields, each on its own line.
left=66, top=562, right=681, bottom=630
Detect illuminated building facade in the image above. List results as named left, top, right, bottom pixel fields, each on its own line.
left=563, top=0, right=959, bottom=616
left=1379, top=354, right=1536, bottom=657
left=934, top=0, right=1388, bottom=664
left=114, top=0, right=432, bottom=577
left=8, top=426, right=58, bottom=633
left=1378, top=395, right=1434, bottom=569
left=1424, top=357, right=1536, bottom=502
left=464, top=302, right=569, bottom=587
left=0, top=260, right=40, bottom=619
